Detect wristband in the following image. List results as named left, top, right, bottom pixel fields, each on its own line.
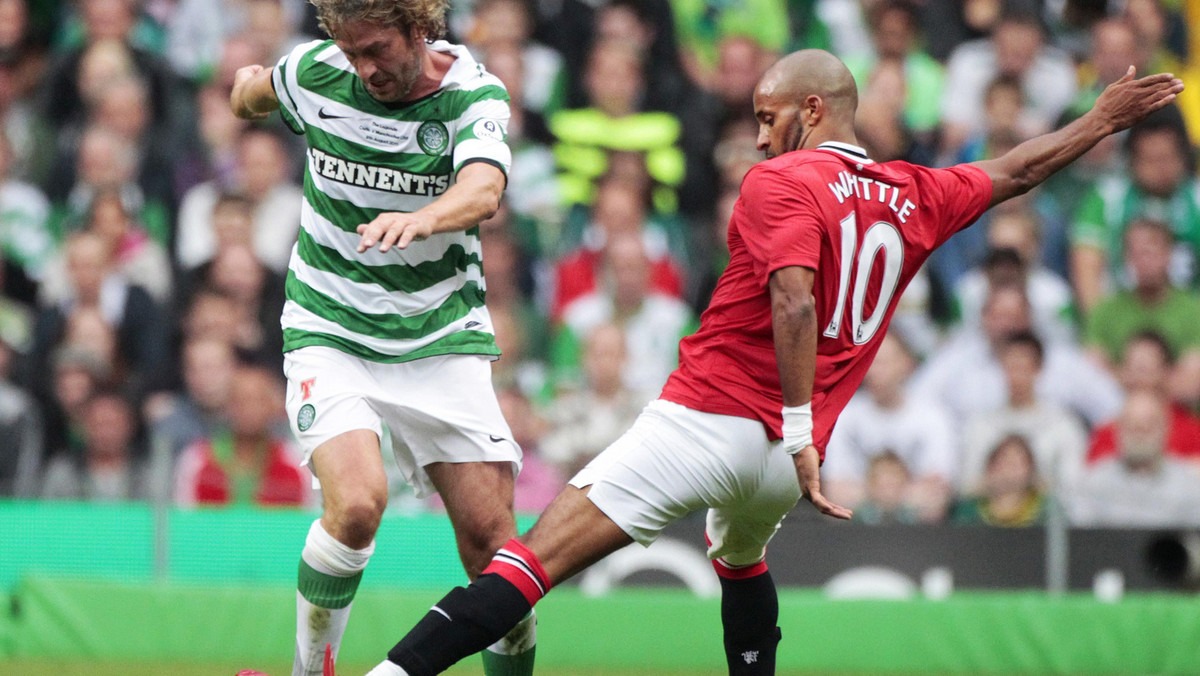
left=781, top=403, right=813, bottom=455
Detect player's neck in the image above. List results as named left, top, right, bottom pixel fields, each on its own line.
left=802, top=124, right=861, bottom=153
left=404, top=47, right=456, bottom=102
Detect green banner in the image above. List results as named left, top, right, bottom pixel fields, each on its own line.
left=10, top=577, right=1200, bottom=674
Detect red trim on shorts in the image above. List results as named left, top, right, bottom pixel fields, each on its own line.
left=705, top=531, right=769, bottom=580
left=712, top=559, right=769, bottom=580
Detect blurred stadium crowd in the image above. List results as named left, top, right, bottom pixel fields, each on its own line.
left=0, top=0, right=1197, bottom=530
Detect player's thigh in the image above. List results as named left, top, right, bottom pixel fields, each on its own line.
left=284, top=347, right=388, bottom=541
left=571, top=400, right=758, bottom=547
left=706, top=442, right=801, bottom=568
left=425, top=460, right=518, bottom=578
left=379, top=355, right=520, bottom=498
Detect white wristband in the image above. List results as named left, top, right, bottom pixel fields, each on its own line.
left=781, top=403, right=813, bottom=455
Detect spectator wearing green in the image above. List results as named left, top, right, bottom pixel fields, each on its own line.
left=951, top=434, right=1048, bottom=528
left=1084, top=219, right=1200, bottom=367
left=1071, top=119, right=1200, bottom=313
left=844, top=0, right=944, bottom=136
left=548, top=40, right=684, bottom=214
left=671, top=0, right=789, bottom=83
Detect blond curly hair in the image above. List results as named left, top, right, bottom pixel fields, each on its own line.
left=310, top=0, right=449, bottom=40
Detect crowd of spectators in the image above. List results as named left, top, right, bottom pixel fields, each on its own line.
left=0, top=0, right=1198, bottom=530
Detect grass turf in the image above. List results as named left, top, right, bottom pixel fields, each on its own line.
left=0, top=660, right=732, bottom=676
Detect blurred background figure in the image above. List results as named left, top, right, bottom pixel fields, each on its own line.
left=960, top=332, right=1087, bottom=494
left=541, top=323, right=650, bottom=478
left=1069, top=390, right=1200, bottom=527
left=952, top=434, right=1048, bottom=527
left=823, top=332, right=957, bottom=522
left=1085, top=332, right=1200, bottom=468
left=552, top=233, right=696, bottom=395
left=852, top=451, right=919, bottom=526
left=174, top=362, right=308, bottom=507
left=939, top=10, right=1077, bottom=157
left=175, top=127, right=301, bottom=273
left=40, top=388, right=148, bottom=501
left=1070, top=117, right=1199, bottom=314
left=0, top=336, right=41, bottom=497
left=1083, top=219, right=1200, bottom=373
left=912, top=283, right=1123, bottom=427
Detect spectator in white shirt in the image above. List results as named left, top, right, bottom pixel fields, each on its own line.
left=912, top=282, right=1123, bottom=427
left=939, top=11, right=1076, bottom=157
left=960, top=331, right=1088, bottom=494
left=954, top=210, right=1075, bottom=344
left=1069, top=390, right=1200, bottom=528
left=824, top=332, right=957, bottom=522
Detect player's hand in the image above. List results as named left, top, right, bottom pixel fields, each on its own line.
left=357, top=212, right=436, bottom=253
left=793, top=445, right=853, bottom=520
left=231, top=64, right=270, bottom=120
left=1092, top=66, right=1184, bottom=134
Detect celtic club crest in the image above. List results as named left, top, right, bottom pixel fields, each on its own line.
left=417, top=120, right=449, bottom=155
left=297, top=403, right=316, bottom=432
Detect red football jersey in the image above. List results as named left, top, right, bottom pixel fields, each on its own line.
left=660, top=142, right=992, bottom=456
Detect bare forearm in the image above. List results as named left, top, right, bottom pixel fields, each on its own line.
left=975, top=68, right=1183, bottom=207
left=976, top=113, right=1110, bottom=206
left=417, top=174, right=502, bottom=234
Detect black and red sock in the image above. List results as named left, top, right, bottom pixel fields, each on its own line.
left=386, top=539, right=551, bottom=676
left=715, top=557, right=781, bottom=675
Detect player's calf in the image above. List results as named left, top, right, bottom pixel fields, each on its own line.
left=716, top=560, right=781, bottom=675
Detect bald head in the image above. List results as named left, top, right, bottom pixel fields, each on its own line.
left=753, top=50, right=859, bottom=159
left=761, top=50, right=858, bottom=116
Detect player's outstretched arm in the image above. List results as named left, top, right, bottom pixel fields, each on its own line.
left=973, top=67, right=1183, bottom=208
left=357, top=161, right=505, bottom=253
left=230, top=64, right=280, bottom=120
left=770, top=266, right=853, bottom=521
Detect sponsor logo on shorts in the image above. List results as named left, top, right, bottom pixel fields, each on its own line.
left=300, top=378, right=316, bottom=400
left=742, top=651, right=758, bottom=664
left=297, top=403, right=316, bottom=432
left=417, top=120, right=449, bottom=155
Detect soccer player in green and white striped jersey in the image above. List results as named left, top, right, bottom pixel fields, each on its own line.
left=229, top=1, right=536, bottom=675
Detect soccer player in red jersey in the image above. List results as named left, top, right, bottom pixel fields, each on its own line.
left=356, top=51, right=1183, bottom=676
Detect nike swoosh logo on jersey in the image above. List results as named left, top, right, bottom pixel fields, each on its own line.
left=318, top=107, right=349, bottom=119
left=489, top=435, right=505, bottom=443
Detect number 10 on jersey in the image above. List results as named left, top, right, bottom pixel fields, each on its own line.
left=822, top=213, right=905, bottom=346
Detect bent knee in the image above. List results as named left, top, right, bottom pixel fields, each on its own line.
left=328, top=490, right=387, bottom=546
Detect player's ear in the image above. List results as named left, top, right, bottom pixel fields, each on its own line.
left=803, top=95, right=823, bottom=127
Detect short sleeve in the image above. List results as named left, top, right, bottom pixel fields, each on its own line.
left=273, top=41, right=325, bottom=135
left=737, top=165, right=824, bottom=285
left=913, top=163, right=994, bottom=247
left=453, top=94, right=512, bottom=177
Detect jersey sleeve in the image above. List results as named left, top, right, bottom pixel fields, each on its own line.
left=452, top=91, right=513, bottom=177
left=915, top=163, right=993, bottom=247
left=272, top=40, right=326, bottom=135
left=738, top=165, right=824, bottom=285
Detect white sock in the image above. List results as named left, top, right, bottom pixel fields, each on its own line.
left=365, top=661, right=409, bottom=676
left=485, top=609, right=538, bottom=655
left=293, top=520, right=374, bottom=676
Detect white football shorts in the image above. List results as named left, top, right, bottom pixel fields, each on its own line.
left=283, top=346, right=521, bottom=498
left=571, top=399, right=801, bottom=567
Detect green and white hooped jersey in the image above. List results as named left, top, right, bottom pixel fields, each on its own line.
left=272, top=39, right=511, bottom=363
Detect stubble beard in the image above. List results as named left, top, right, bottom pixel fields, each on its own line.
left=368, top=44, right=424, bottom=103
